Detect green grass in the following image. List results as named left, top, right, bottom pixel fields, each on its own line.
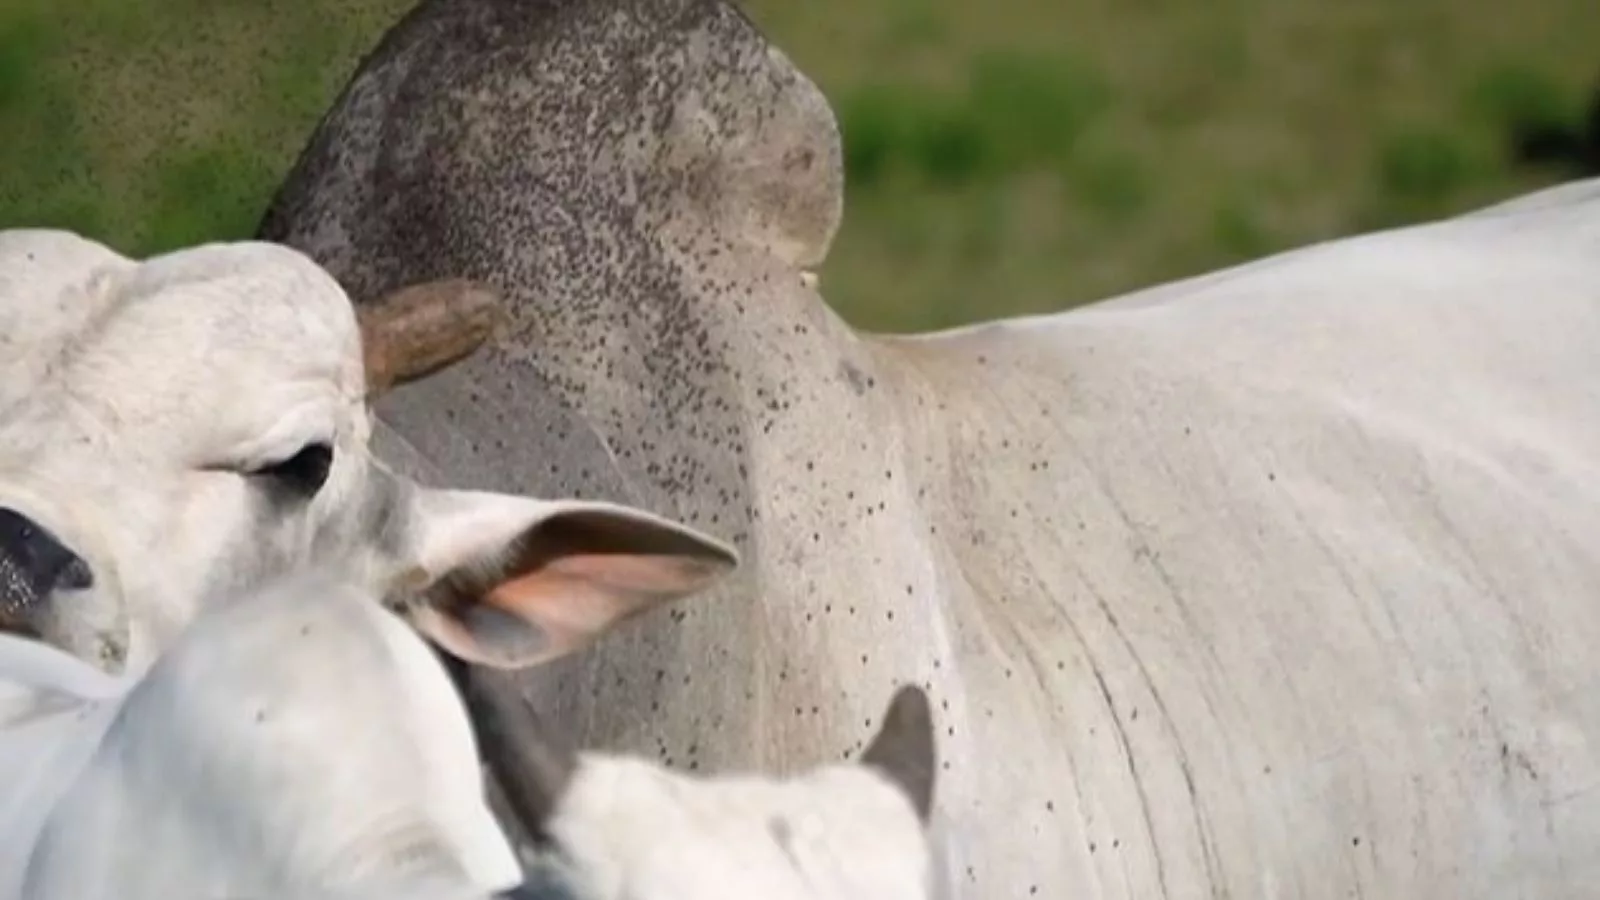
left=836, top=51, right=1112, bottom=185
left=0, top=0, right=1597, bottom=330
left=1466, top=61, right=1579, bottom=137
left=0, top=0, right=413, bottom=254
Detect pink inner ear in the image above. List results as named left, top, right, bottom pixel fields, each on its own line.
left=541, top=552, right=724, bottom=595
left=480, top=554, right=701, bottom=659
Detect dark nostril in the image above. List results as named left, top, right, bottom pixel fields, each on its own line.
left=58, top=556, right=94, bottom=591
left=0, top=507, right=94, bottom=594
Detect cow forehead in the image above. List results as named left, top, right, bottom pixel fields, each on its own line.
left=0, top=231, right=364, bottom=437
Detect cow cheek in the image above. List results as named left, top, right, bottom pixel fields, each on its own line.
left=156, top=475, right=284, bottom=617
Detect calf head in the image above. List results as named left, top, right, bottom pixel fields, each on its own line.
left=471, top=684, right=941, bottom=900
left=22, top=574, right=557, bottom=897
left=0, top=229, right=737, bottom=674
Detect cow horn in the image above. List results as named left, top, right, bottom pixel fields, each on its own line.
left=861, top=684, right=937, bottom=823
left=358, top=279, right=501, bottom=397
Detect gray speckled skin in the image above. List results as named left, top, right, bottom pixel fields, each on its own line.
left=260, top=0, right=861, bottom=756
left=258, top=1, right=1600, bottom=897
left=259, top=0, right=909, bottom=867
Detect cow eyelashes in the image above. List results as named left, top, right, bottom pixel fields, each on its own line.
left=246, top=442, right=335, bottom=497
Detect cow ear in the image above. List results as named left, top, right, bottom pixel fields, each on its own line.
left=397, top=489, right=738, bottom=668
left=861, top=685, right=937, bottom=824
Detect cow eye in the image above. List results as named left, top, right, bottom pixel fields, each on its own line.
left=249, top=442, right=334, bottom=497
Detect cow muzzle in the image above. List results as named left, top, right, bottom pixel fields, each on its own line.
left=0, top=506, right=93, bottom=636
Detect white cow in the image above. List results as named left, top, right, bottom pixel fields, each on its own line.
left=258, top=0, right=1600, bottom=896
left=1, top=570, right=939, bottom=899
left=0, top=228, right=738, bottom=679
left=1, top=573, right=523, bottom=898
left=489, top=680, right=940, bottom=900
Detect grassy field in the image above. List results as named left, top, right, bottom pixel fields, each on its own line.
left=1, top=0, right=1596, bottom=331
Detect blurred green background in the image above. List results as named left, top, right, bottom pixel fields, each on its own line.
left=0, top=0, right=1596, bottom=331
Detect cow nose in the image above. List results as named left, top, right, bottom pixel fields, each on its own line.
left=0, top=507, right=93, bottom=595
